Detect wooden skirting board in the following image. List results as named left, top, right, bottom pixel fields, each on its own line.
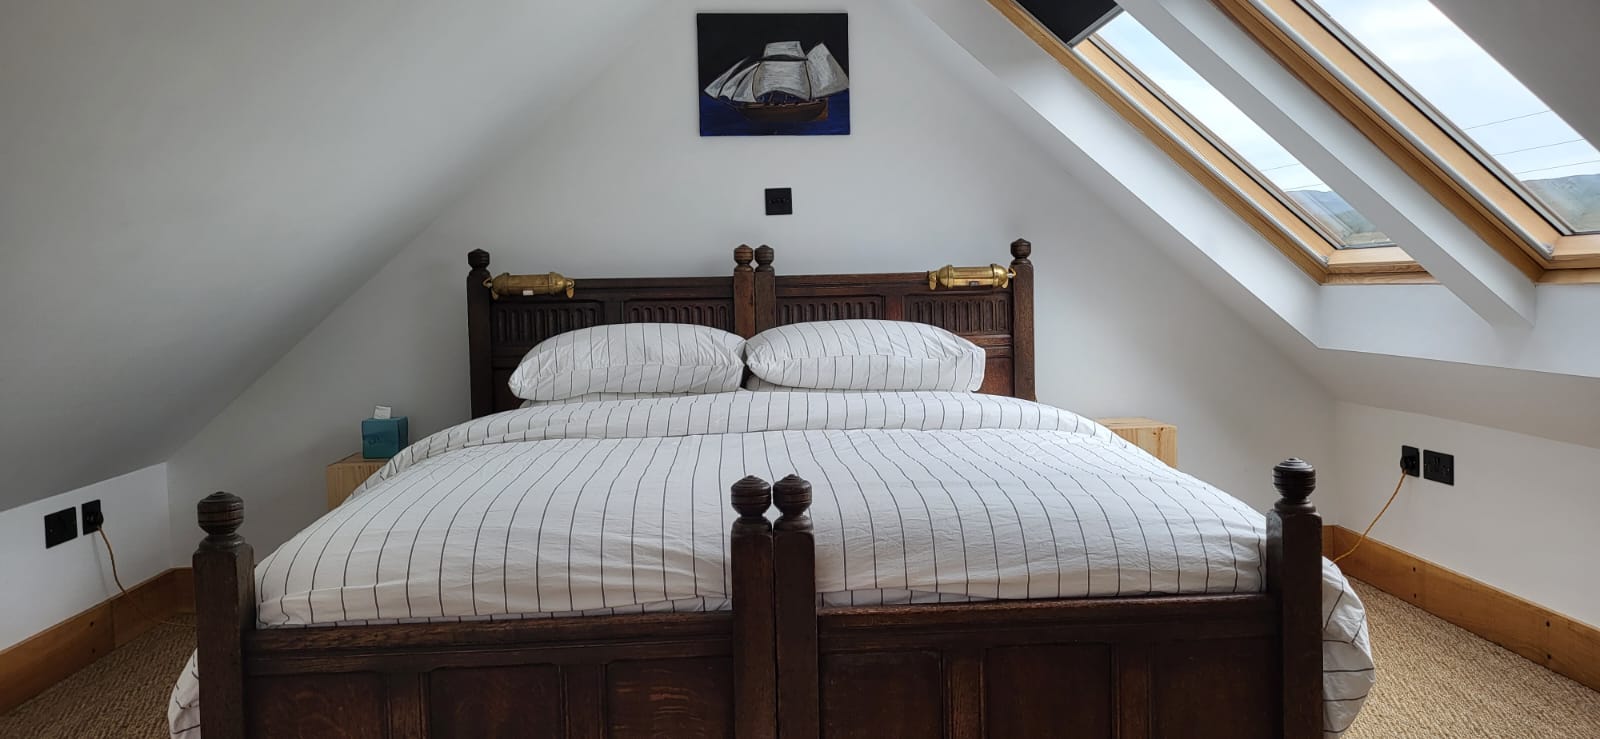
left=0, top=567, right=193, bottom=714
left=1324, top=525, right=1600, bottom=694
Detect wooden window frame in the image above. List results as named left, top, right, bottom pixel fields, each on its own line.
left=991, top=0, right=1431, bottom=285
left=1213, top=0, right=1600, bottom=283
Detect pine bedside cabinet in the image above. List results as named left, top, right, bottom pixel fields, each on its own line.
left=1097, top=417, right=1178, bottom=468
left=326, top=453, right=387, bottom=510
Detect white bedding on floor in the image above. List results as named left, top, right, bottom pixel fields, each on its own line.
left=170, top=391, right=1372, bottom=737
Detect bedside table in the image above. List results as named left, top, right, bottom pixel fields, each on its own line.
left=326, top=453, right=387, bottom=509
left=1097, top=418, right=1177, bottom=468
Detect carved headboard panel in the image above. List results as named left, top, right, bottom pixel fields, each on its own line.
left=466, top=240, right=1035, bottom=417
left=756, top=240, right=1035, bottom=400
left=466, top=248, right=753, bottom=417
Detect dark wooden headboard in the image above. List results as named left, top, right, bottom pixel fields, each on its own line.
left=466, top=240, right=1035, bottom=417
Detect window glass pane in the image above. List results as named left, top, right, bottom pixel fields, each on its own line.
left=1307, top=0, right=1600, bottom=233
left=1093, top=13, right=1392, bottom=248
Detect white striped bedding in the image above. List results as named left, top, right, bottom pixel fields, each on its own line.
left=508, top=323, right=746, bottom=401
left=170, top=391, right=1372, bottom=737
left=745, top=320, right=986, bottom=391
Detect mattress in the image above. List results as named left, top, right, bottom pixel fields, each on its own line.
left=170, top=391, right=1373, bottom=736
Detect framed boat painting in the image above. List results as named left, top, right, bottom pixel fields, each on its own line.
left=698, top=12, right=849, bottom=136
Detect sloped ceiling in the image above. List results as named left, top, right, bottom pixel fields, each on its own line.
left=909, top=0, right=1600, bottom=447
left=0, top=0, right=658, bottom=511
left=1432, top=0, right=1600, bottom=142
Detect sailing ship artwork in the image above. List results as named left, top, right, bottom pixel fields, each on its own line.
left=698, top=13, right=849, bottom=136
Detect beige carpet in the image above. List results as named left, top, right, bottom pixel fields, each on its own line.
left=1, top=615, right=194, bottom=739
left=3, top=582, right=1598, bottom=738
left=1343, top=581, right=1600, bottom=738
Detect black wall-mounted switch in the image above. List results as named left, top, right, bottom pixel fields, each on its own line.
left=765, top=187, right=793, bottom=216
left=1400, top=446, right=1420, bottom=477
left=45, top=507, right=77, bottom=548
left=1423, top=450, right=1455, bottom=485
left=82, top=499, right=104, bottom=535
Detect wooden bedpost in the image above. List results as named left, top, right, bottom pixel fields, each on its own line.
left=1009, top=238, right=1036, bottom=401
left=735, top=245, right=757, bottom=338
left=467, top=249, right=494, bottom=418
left=731, top=477, right=778, bottom=739
left=1268, top=459, right=1323, bottom=739
left=194, top=492, right=255, bottom=739
left=773, top=474, right=820, bottom=739
left=754, top=245, right=777, bottom=333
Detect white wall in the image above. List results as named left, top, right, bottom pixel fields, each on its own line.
left=0, top=0, right=655, bottom=513
left=1332, top=403, right=1600, bottom=626
left=166, top=0, right=1336, bottom=562
left=0, top=465, right=170, bottom=651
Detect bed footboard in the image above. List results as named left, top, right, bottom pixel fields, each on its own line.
left=771, top=459, right=1324, bottom=739
left=192, top=480, right=784, bottom=738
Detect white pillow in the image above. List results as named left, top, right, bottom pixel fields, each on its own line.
left=745, top=320, right=985, bottom=392
left=508, top=323, right=746, bottom=401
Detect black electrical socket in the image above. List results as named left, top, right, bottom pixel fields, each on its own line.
left=764, top=187, right=793, bottom=216
left=1400, top=446, right=1420, bottom=477
left=82, top=499, right=104, bottom=535
left=1423, top=449, right=1455, bottom=485
left=44, top=507, right=78, bottom=548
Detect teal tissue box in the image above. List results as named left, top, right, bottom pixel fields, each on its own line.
left=362, top=416, right=408, bottom=460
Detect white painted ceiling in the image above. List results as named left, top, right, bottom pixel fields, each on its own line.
left=0, top=0, right=658, bottom=510
left=1, top=0, right=1594, bottom=513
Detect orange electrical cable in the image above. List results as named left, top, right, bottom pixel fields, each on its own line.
left=98, top=525, right=187, bottom=628
left=1332, top=471, right=1407, bottom=564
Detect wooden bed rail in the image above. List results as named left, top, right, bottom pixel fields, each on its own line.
left=768, top=459, right=1325, bottom=739
left=193, top=480, right=786, bottom=738
left=193, top=470, right=1318, bottom=739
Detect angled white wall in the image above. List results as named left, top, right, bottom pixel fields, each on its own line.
left=0, top=0, right=658, bottom=514
left=165, top=0, right=1336, bottom=560
left=1333, top=404, right=1600, bottom=627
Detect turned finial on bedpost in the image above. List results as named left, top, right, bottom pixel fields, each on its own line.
left=729, top=475, right=778, bottom=737
left=467, top=250, right=494, bottom=418
left=773, top=475, right=813, bottom=532
left=1010, top=238, right=1032, bottom=266
left=753, top=245, right=777, bottom=333
left=194, top=491, right=254, bottom=739
left=735, top=244, right=754, bottom=272
left=1008, top=238, right=1036, bottom=401
left=770, top=473, right=819, bottom=736
left=197, top=491, right=245, bottom=549
left=1272, top=458, right=1317, bottom=514
left=731, top=476, right=773, bottom=532
left=1268, top=458, right=1323, bottom=739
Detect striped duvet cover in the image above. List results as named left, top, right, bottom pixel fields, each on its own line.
left=171, top=391, right=1372, bottom=736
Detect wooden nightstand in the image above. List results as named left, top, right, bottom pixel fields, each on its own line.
left=326, top=453, right=387, bottom=509
left=1097, top=418, right=1177, bottom=468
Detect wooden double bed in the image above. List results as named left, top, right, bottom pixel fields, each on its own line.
left=192, top=240, right=1327, bottom=738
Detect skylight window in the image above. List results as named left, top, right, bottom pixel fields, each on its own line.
left=1090, top=13, right=1393, bottom=248
left=1302, top=0, right=1600, bottom=234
